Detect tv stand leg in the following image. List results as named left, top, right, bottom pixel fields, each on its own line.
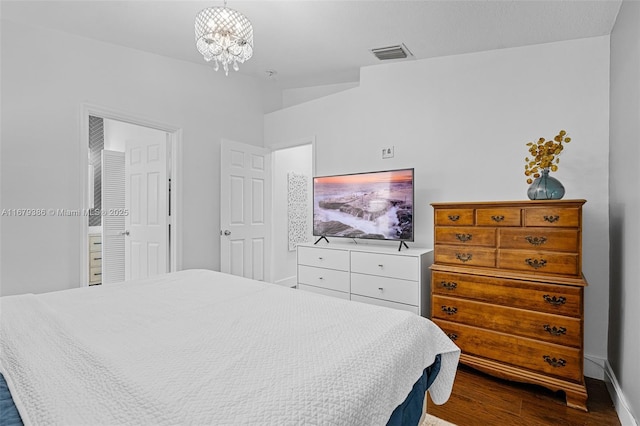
left=314, top=236, right=329, bottom=245
left=398, top=241, right=409, bottom=251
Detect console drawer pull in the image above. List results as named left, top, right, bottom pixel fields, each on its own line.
left=543, top=325, right=567, bottom=336
left=455, top=253, right=473, bottom=262
left=543, top=355, right=566, bottom=368
left=525, top=235, right=547, bottom=246
left=455, top=233, right=473, bottom=242
left=544, top=215, right=560, bottom=223
left=441, top=306, right=458, bottom=315
left=446, top=333, right=458, bottom=341
left=440, top=281, right=458, bottom=290
left=543, top=295, right=566, bottom=305
left=525, top=258, right=547, bottom=269
left=491, top=215, right=505, bottom=222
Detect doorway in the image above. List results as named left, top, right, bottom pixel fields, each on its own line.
left=80, top=104, right=182, bottom=286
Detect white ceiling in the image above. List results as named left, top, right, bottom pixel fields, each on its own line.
left=1, top=1, right=622, bottom=89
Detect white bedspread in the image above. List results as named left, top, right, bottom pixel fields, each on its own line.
left=0, top=269, right=459, bottom=426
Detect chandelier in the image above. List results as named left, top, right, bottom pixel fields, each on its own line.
left=195, top=1, right=254, bottom=76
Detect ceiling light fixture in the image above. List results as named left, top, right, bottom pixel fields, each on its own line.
left=195, top=1, right=254, bottom=76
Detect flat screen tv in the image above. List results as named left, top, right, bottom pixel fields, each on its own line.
left=313, top=168, right=414, bottom=247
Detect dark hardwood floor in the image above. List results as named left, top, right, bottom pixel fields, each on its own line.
left=427, top=365, right=621, bottom=426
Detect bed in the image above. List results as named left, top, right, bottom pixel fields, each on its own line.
left=0, top=269, right=460, bottom=425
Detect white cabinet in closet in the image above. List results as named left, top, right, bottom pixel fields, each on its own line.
left=297, top=243, right=433, bottom=316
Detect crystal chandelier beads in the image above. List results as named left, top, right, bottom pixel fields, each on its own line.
left=195, top=3, right=254, bottom=75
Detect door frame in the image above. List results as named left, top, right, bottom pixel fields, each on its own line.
left=266, top=136, right=316, bottom=286
left=79, top=103, right=183, bottom=286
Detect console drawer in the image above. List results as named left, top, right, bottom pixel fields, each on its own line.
left=498, top=249, right=579, bottom=276
left=298, top=284, right=350, bottom=300
left=435, top=227, right=496, bottom=246
left=434, top=319, right=583, bottom=382
left=351, top=273, right=418, bottom=306
left=476, top=208, right=521, bottom=227
left=524, top=207, right=580, bottom=228
left=431, top=271, right=582, bottom=317
left=351, top=294, right=419, bottom=315
left=499, top=228, right=579, bottom=252
left=432, top=295, right=581, bottom=347
left=351, top=251, right=418, bottom=281
left=434, top=246, right=496, bottom=268
left=297, top=265, right=349, bottom=293
left=435, top=209, right=474, bottom=226
left=297, top=246, right=349, bottom=271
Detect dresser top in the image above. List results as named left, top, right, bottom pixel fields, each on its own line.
left=298, top=241, right=433, bottom=257
left=431, top=199, right=586, bottom=208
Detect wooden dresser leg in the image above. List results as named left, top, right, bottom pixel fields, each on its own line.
left=565, top=388, right=588, bottom=412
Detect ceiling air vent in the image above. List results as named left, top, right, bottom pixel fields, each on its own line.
left=370, top=44, right=413, bottom=61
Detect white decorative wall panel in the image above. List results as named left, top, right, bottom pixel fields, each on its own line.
left=287, top=172, right=309, bottom=251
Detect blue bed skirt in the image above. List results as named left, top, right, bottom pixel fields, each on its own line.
left=0, top=354, right=441, bottom=426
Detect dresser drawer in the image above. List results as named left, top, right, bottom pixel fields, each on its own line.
left=434, top=319, right=583, bottom=382
left=435, top=227, right=496, bottom=247
left=298, top=265, right=350, bottom=293
left=432, top=271, right=582, bottom=317
left=476, top=208, right=521, bottom=227
left=434, top=246, right=496, bottom=268
left=435, top=209, right=474, bottom=226
left=499, top=228, right=579, bottom=252
left=351, top=294, right=419, bottom=315
left=89, top=234, right=102, bottom=252
left=350, top=251, right=418, bottom=281
left=351, top=273, right=418, bottom=306
left=298, top=284, right=350, bottom=300
left=498, top=250, right=579, bottom=276
left=89, top=250, right=102, bottom=268
left=524, top=207, right=580, bottom=228
left=89, top=267, right=102, bottom=284
left=432, top=295, right=581, bottom=347
left=297, top=246, right=349, bottom=271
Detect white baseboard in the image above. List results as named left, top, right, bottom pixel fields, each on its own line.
left=273, top=276, right=297, bottom=288
left=603, top=359, right=638, bottom=426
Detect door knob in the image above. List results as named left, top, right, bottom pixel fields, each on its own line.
left=120, top=230, right=130, bottom=236
left=223, top=230, right=231, bottom=236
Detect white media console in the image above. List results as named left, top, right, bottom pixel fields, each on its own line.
left=296, top=241, right=433, bottom=317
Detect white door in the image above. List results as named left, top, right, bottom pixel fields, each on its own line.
left=220, top=139, right=271, bottom=280
left=101, top=150, right=125, bottom=284
left=125, top=135, right=169, bottom=280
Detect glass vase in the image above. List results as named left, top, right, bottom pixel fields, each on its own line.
left=527, top=168, right=565, bottom=200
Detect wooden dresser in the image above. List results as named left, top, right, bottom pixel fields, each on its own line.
left=430, top=200, right=588, bottom=410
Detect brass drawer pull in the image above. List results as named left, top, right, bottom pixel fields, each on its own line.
left=455, top=253, right=473, bottom=262
left=543, top=295, right=566, bottom=305
left=455, top=233, right=473, bottom=242
left=543, top=215, right=560, bottom=223
left=524, top=235, right=547, bottom=246
left=446, top=332, right=458, bottom=341
left=543, top=325, right=567, bottom=336
left=448, top=215, right=460, bottom=222
left=491, top=215, right=505, bottom=222
left=441, top=306, right=458, bottom=315
left=542, top=355, right=566, bottom=368
left=440, top=281, right=458, bottom=290
left=525, top=258, right=547, bottom=269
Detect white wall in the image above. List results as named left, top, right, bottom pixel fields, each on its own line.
left=609, top=1, right=640, bottom=423
left=0, top=20, right=276, bottom=296
left=271, top=144, right=313, bottom=287
left=265, top=37, right=611, bottom=375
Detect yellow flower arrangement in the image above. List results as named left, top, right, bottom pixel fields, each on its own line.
left=524, top=130, right=572, bottom=184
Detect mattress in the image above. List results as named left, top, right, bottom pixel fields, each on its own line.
left=0, top=269, right=459, bottom=425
